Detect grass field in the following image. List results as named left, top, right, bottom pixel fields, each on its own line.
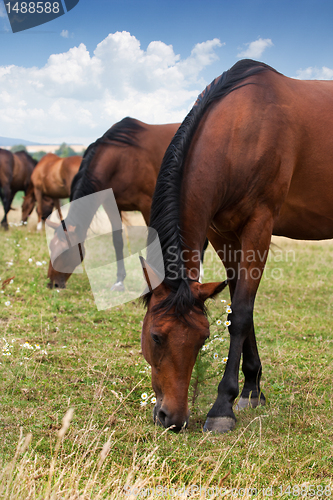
left=1, top=198, right=333, bottom=499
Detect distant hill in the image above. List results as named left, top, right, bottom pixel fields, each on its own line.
left=0, top=136, right=45, bottom=147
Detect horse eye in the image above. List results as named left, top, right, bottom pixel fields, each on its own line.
left=151, top=333, right=161, bottom=345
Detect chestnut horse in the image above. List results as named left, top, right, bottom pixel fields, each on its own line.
left=22, top=153, right=82, bottom=229
left=47, top=118, right=180, bottom=289
left=0, top=149, right=38, bottom=228
left=140, top=59, right=333, bottom=433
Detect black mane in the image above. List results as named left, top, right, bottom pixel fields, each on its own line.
left=70, top=117, right=146, bottom=202
left=145, top=59, right=279, bottom=317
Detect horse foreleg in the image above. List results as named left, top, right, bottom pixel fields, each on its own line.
left=204, top=213, right=273, bottom=432
left=199, top=238, right=209, bottom=282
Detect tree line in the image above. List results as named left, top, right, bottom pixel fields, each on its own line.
left=10, top=143, right=86, bottom=161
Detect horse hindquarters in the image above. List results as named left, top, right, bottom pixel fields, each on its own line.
left=204, top=210, right=273, bottom=432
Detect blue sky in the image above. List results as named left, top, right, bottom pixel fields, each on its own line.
left=1, top=0, right=333, bottom=144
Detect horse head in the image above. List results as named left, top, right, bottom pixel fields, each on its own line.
left=140, top=259, right=227, bottom=432
left=21, top=185, right=54, bottom=223
left=41, top=196, right=55, bottom=221
left=47, top=220, right=85, bottom=289
left=21, top=184, right=36, bottom=222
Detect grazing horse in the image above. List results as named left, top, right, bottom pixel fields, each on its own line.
left=0, top=149, right=37, bottom=228
left=47, top=118, right=180, bottom=289
left=21, top=153, right=82, bottom=229
left=140, top=59, right=333, bottom=433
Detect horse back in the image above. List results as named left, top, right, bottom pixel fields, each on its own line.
left=183, top=70, right=333, bottom=240
left=11, top=152, right=34, bottom=191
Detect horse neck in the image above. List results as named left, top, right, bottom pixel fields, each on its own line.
left=66, top=171, right=103, bottom=241
left=148, top=124, right=181, bottom=172
left=179, top=218, right=208, bottom=282
left=178, top=168, right=215, bottom=281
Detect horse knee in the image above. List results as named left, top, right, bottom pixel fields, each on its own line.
left=229, top=305, right=253, bottom=336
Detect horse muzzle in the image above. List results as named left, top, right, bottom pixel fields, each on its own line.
left=153, top=402, right=189, bottom=432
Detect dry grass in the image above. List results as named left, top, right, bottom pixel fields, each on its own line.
left=1, top=197, right=333, bottom=498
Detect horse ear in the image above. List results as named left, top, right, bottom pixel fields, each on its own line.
left=139, top=256, right=163, bottom=292
left=196, top=280, right=228, bottom=302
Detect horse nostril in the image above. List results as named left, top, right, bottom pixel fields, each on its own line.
left=156, top=409, right=167, bottom=427
left=54, top=283, right=59, bottom=288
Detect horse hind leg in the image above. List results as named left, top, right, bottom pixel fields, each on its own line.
left=102, top=202, right=126, bottom=291
left=110, top=227, right=126, bottom=291
left=1, top=186, right=13, bottom=230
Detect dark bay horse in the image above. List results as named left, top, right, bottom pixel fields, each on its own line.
left=47, top=118, right=180, bottom=289
left=0, top=149, right=37, bottom=228
left=22, top=153, right=82, bottom=230
left=140, top=59, right=333, bottom=433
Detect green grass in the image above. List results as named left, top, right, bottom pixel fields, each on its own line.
left=0, top=208, right=333, bottom=499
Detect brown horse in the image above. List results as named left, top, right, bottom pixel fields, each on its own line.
left=0, top=149, right=38, bottom=228
left=22, top=153, right=82, bottom=229
left=140, top=59, right=333, bottom=433
left=47, top=118, right=180, bottom=289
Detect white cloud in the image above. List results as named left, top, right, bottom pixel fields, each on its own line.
left=237, top=38, right=273, bottom=59
left=0, top=31, right=222, bottom=144
left=60, top=29, right=69, bottom=38
left=296, top=66, right=333, bottom=80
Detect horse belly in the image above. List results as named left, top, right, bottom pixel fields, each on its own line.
left=273, top=168, right=333, bottom=240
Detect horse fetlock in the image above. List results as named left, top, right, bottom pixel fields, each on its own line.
left=110, top=281, right=125, bottom=292
left=203, top=416, right=236, bottom=433
left=235, top=394, right=266, bottom=411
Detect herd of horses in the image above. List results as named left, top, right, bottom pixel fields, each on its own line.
left=1, top=59, right=333, bottom=434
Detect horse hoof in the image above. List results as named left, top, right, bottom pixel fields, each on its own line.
left=234, top=396, right=266, bottom=411
left=110, top=281, right=125, bottom=292
left=203, top=417, right=236, bottom=433
left=36, top=221, right=43, bottom=231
